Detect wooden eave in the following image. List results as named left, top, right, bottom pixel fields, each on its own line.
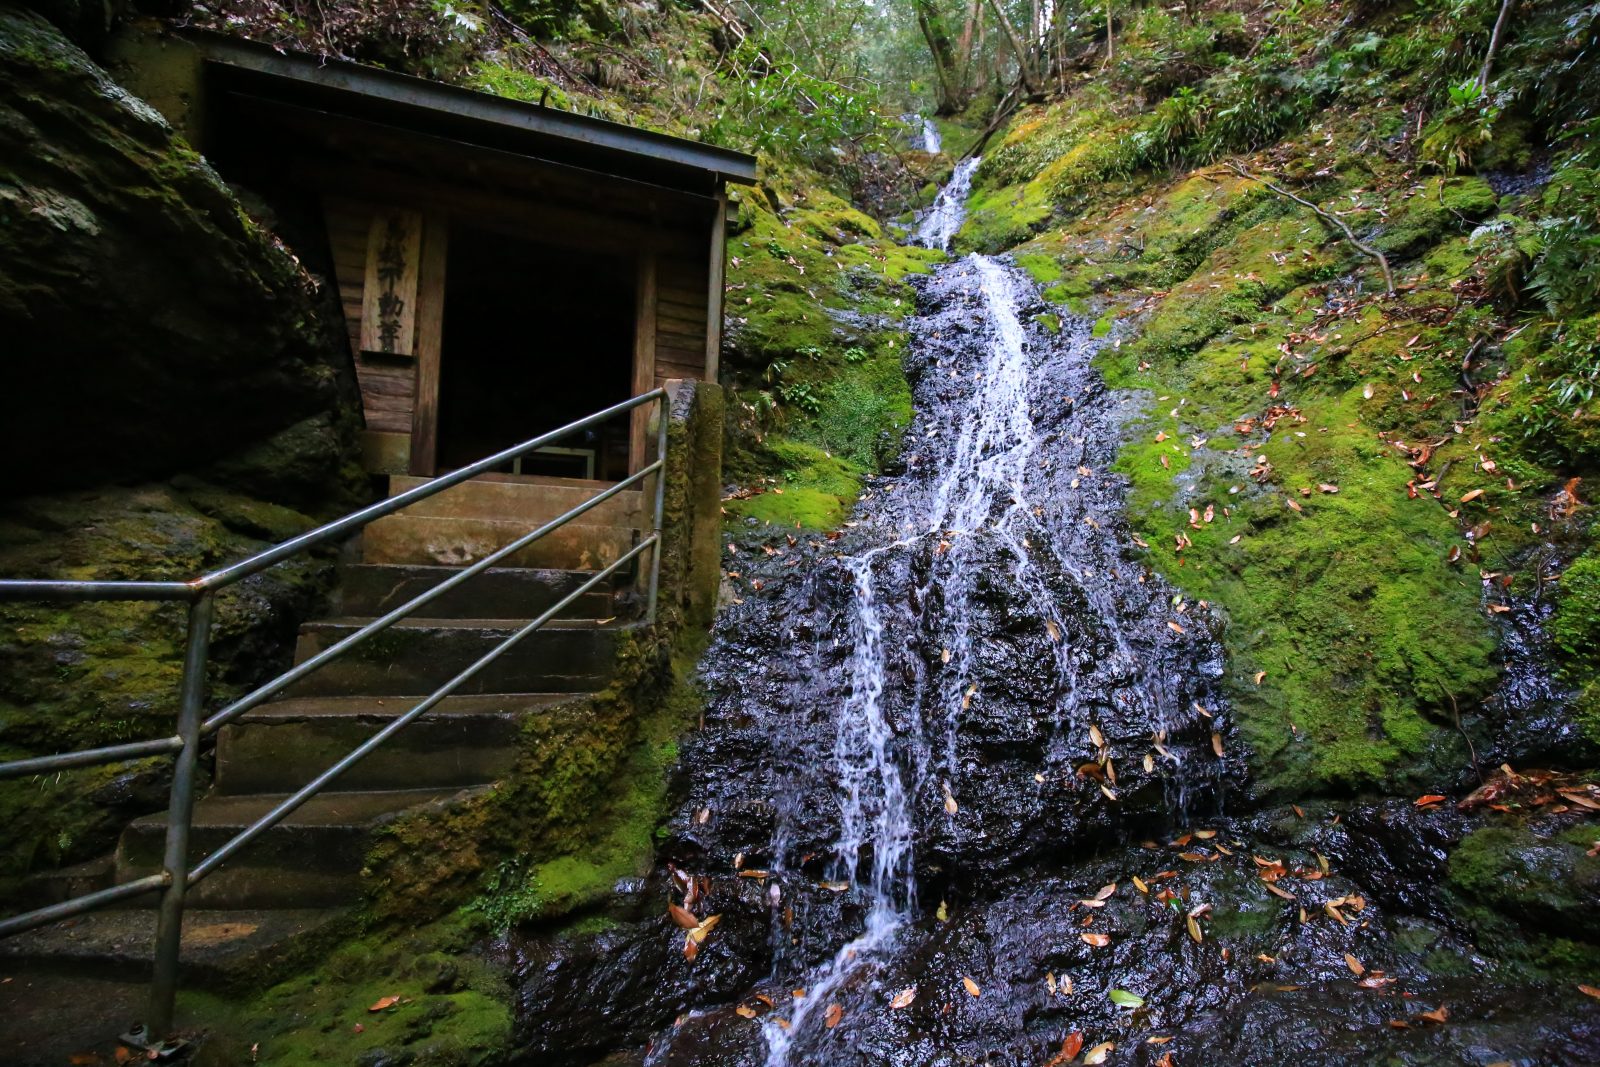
left=182, top=30, right=757, bottom=197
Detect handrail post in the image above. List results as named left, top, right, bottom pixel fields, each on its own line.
left=646, top=391, right=669, bottom=624
left=146, top=591, right=213, bottom=1040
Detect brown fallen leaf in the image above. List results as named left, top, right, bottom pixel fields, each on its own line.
left=1344, top=953, right=1365, bottom=976
left=1133, top=875, right=1150, bottom=894
left=1417, top=1005, right=1449, bottom=1024
left=1461, top=489, right=1485, bottom=503
left=1211, top=732, right=1225, bottom=758
left=1187, top=915, right=1204, bottom=943
left=1254, top=671, right=1267, bottom=685
left=890, top=986, right=917, bottom=1009
left=369, top=995, right=400, bottom=1013
left=1168, top=620, right=1186, bottom=634
left=1579, top=984, right=1600, bottom=1000
left=824, top=1003, right=843, bottom=1028
left=1084, top=1040, right=1116, bottom=1064
left=1081, top=932, right=1111, bottom=947
left=962, top=976, right=981, bottom=997
left=1264, top=881, right=1296, bottom=901
left=1044, top=1032, right=1085, bottom=1067
left=1046, top=620, right=1061, bottom=643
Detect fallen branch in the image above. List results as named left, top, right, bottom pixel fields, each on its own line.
left=1226, top=162, right=1396, bottom=297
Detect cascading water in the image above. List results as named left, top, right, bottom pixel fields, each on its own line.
left=513, top=137, right=1600, bottom=1067
left=683, top=160, right=1230, bottom=1066
left=912, top=156, right=979, bottom=252
left=920, top=117, right=941, bottom=154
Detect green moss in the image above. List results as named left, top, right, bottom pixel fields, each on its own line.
left=1447, top=824, right=1600, bottom=960
left=953, top=180, right=1054, bottom=254
left=191, top=919, right=511, bottom=1067
left=724, top=437, right=863, bottom=531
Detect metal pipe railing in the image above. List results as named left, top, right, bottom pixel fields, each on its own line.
left=0, top=387, right=674, bottom=1045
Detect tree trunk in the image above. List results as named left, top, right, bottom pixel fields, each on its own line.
left=914, top=0, right=964, bottom=115
left=1477, top=0, right=1515, bottom=89
left=986, top=0, right=1038, bottom=94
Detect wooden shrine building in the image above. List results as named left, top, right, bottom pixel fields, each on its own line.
left=119, top=30, right=756, bottom=482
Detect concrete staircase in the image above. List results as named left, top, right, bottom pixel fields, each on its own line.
left=1, top=474, right=647, bottom=985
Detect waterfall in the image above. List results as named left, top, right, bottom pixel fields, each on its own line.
left=912, top=156, right=980, bottom=251
left=921, top=117, right=941, bottom=154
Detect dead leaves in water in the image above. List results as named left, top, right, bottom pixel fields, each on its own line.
left=823, top=1002, right=844, bottom=1028
left=889, top=986, right=917, bottom=1009
left=1081, top=932, right=1112, bottom=948
left=1457, top=764, right=1600, bottom=815
left=962, top=976, right=982, bottom=997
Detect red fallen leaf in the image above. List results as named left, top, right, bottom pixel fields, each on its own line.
left=824, top=1003, right=843, bottom=1028
left=1270, top=380, right=1281, bottom=398
left=369, top=995, right=400, bottom=1012
left=1414, top=794, right=1447, bottom=807
left=668, top=903, right=700, bottom=930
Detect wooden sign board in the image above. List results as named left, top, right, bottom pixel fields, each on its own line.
left=360, top=209, right=423, bottom=357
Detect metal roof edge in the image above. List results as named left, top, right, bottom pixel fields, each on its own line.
left=180, top=30, right=759, bottom=185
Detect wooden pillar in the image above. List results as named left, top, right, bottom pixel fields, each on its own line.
left=630, top=244, right=658, bottom=476
left=704, top=192, right=728, bottom=384
left=409, top=216, right=450, bottom=477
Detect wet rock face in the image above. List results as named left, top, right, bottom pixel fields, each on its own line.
left=0, top=6, right=359, bottom=500
left=510, top=252, right=1600, bottom=1064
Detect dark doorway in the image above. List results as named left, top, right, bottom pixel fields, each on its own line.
left=437, top=225, right=635, bottom=479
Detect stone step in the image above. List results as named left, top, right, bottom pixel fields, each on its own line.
left=283, top=617, right=631, bottom=697
left=0, top=908, right=350, bottom=989
left=334, top=562, right=624, bottom=620
left=388, top=474, right=648, bottom=527
left=215, top=694, right=575, bottom=794
left=115, top=789, right=461, bottom=909
left=362, top=512, right=640, bottom=571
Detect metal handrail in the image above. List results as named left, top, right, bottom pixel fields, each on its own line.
left=0, top=387, right=671, bottom=1043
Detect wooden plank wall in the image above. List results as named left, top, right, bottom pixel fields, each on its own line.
left=324, top=197, right=416, bottom=435
left=654, top=243, right=710, bottom=387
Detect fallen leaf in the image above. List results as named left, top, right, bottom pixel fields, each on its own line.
left=1108, top=988, right=1145, bottom=1007
left=1344, top=953, right=1365, bottom=976
left=1414, top=794, right=1447, bottom=807
left=1461, top=489, right=1485, bottom=503
left=668, top=903, right=700, bottom=930
left=824, top=1003, right=843, bottom=1028
left=890, top=987, right=917, bottom=1009
left=1084, top=1040, right=1116, bottom=1064
left=1081, top=932, right=1111, bottom=947
left=1211, top=732, right=1225, bottom=758
left=1046, top=620, right=1061, bottom=643
left=1417, top=1005, right=1449, bottom=1024
left=1090, top=724, right=1106, bottom=749
left=1264, top=882, right=1296, bottom=901
left=1187, top=915, right=1204, bottom=943
left=963, top=976, right=981, bottom=997
left=369, top=995, right=400, bottom=1013
left=1578, top=984, right=1600, bottom=1000
left=1168, top=620, right=1186, bottom=634
left=943, top=782, right=959, bottom=815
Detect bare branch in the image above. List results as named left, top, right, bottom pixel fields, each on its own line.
left=1225, top=162, right=1396, bottom=297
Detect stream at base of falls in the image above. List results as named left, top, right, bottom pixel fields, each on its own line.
left=509, top=164, right=1599, bottom=1067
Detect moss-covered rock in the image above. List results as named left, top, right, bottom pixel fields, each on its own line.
left=0, top=7, right=363, bottom=500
